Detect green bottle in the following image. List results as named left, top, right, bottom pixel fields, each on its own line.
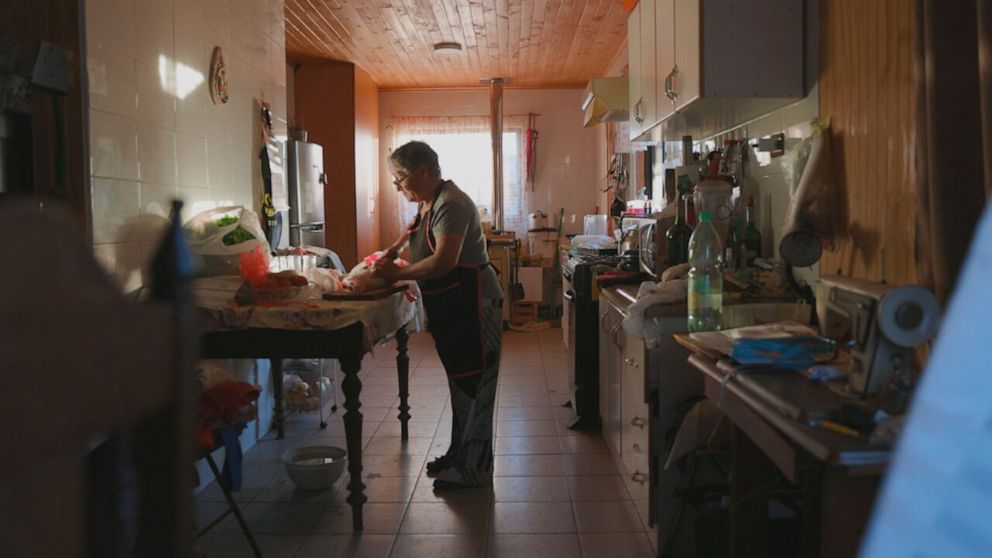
left=666, top=193, right=693, bottom=266
left=744, top=195, right=762, bottom=266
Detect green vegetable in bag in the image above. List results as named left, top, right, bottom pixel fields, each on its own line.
left=222, top=226, right=256, bottom=246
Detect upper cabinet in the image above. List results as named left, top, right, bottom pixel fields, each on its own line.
left=629, top=0, right=808, bottom=141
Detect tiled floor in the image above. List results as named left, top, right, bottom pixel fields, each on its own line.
left=195, top=328, right=656, bottom=558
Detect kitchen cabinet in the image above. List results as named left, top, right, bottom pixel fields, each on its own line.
left=630, top=0, right=808, bottom=141
left=627, top=0, right=658, bottom=140
left=600, top=286, right=706, bottom=553
left=293, top=61, right=380, bottom=268
left=599, top=293, right=654, bottom=543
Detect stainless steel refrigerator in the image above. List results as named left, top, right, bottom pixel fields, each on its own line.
left=286, top=139, right=327, bottom=247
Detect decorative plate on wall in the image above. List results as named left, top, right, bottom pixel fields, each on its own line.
left=209, top=47, right=229, bottom=105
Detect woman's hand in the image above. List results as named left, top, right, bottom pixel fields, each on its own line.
left=372, top=258, right=401, bottom=280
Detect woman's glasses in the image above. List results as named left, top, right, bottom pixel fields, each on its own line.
left=393, top=173, right=411, bottom=190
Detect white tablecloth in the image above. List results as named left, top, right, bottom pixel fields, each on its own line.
left=194, top=276, right=424, bottom=350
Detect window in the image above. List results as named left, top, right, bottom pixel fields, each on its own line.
left=382, top=115, right=528, bottom=244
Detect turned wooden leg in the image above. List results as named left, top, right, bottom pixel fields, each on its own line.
left=395, top=325, right=411, bottom=440
left=270, top=358, right=285, bottom=439
left=340, top=354, right=366, bottom=531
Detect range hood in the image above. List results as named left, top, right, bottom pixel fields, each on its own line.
left=581, top=77, right=629, bottom=127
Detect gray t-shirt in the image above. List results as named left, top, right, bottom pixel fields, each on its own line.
left=412, top=181, right=503, bottom=300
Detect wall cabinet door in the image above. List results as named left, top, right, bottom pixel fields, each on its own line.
left=655, top=0, right=677, bottom=122
left=639, top=0, right=658, bottom=130
left=627, top=1, right=644, bottom=140
left=672, top=0, right=700, bottom=111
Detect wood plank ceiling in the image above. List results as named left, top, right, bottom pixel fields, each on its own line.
left=285, top=0, right=630, bottom=90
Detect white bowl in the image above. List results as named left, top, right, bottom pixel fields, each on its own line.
left=281, top=446, right=347, bottom=491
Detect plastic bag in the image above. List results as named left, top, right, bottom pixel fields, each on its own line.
left=184, top=206, right=269, bottom=256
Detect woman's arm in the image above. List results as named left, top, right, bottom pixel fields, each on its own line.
left=382, top=230, right=410, bottom=260
left=375, top=234, right=463, bottom=280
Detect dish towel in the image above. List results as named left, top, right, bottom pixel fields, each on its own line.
left=622, top=277, right=688, bottom=347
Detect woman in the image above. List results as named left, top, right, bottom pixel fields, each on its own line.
left=372, top=141, right=503, bottom=489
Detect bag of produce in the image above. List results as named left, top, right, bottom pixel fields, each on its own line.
left=183, top=206, right=270, bottom=275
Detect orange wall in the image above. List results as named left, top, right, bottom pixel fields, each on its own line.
left=293, top=61, right=381, bottom=268
left=818, top=0, right=918, bottom=285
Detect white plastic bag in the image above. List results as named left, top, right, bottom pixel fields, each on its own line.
left=184, top=206, right=269, bottom=256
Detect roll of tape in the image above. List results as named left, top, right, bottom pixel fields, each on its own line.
left=877, top=285, right=940, bottom=347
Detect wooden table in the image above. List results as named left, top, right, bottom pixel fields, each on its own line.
left=674, top=334, right=888, bottom=558
left=200, top=320, right=413, bottom=532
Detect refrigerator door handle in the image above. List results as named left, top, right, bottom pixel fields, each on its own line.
left=291, top=223, right=325, bottom=232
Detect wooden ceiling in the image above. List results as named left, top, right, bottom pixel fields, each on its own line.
left=285, top=1, right=630, bottom=90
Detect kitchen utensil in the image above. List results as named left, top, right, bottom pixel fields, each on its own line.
left=282, top=446, right=347, bottom=490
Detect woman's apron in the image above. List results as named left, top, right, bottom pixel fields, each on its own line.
left=408, top=182, right=493, bottom=398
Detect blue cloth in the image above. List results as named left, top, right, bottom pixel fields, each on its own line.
left=730, top=336, right=837, bottom=370
left=214, top=424, right=246, bottom=491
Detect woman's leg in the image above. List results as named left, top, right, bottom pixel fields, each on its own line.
left=434, top=298, right=503, bottom=488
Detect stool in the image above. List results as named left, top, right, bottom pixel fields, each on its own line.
left=194, top=432, right=261, bottom=557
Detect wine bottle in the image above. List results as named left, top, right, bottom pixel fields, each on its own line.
left=666, top=193, right=693, bottom=266
left=744, top=195, right=762, bottom=266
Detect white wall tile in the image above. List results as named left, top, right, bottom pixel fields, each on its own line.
left=87, top=43, right=137, bottom=117
left=132, top=0, right=174, bottom=65
left=90, top=109, right=139, bottom=180
left=91, top=178, right=141, bottom=244
left=177, top=185, right=217, bottom=218
left=174, top=0, right=205, bottom=40
left=137, top=123, right=177, bottom=185
left=206, top=138, right=232, bottom=190
left=204, top=0, right=232, bottom=52
left=139, top=182, right=179, bottom=241
left=230, top=145, right=253, bottom=192
left=86, top=0, right=135, bottom=55
left=175, top=132, right=208, bottom=188
left=135, top=59, right=176, bottom=127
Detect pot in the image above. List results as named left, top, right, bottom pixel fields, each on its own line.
left=528, top=211, right=548, bottom=231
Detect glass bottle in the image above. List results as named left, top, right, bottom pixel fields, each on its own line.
left=687, top=211, right=723, bottom=332
left=682, top=193, right=697, bottom=229
left=744, top=195, right=762, bottom=266
left=666, top=193, right=693, bottom=267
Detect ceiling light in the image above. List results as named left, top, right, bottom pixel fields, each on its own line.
left=433, top=42, right=462, bottom=54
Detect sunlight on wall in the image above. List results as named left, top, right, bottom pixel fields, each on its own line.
left=157, top=54, right=204, bottom=100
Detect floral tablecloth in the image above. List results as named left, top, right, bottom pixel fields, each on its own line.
left=194, top=276, right=424, bottom=350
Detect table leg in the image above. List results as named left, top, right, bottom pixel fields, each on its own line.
left=340, top=354, right=366, bottom=531
left=395, top=325, right=411, bottom=441
left=270, top=358, right=285, bottom=439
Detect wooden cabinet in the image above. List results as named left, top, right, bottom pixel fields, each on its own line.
left=599, top=294, right=654, bottom=543
left=293, top=61, right=380, bottom=268
left=630, top=0, right=807, bottom=141
left=628, top=0, right=659, bottom=139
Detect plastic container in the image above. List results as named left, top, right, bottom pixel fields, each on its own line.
left=693, top=180, right=734, bottom=240
left=583, top=214, right=609, bottom=236
left=687, top=211, right=724, bottom=332
left=282, top=446, right=347, bottom=490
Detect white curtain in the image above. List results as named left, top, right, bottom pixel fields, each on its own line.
left=381, top=115, right=528, bottom=246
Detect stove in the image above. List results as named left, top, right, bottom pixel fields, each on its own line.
left=562, top=254, right=620, bottom=430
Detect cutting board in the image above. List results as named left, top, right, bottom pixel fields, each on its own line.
left=322, top=284, right=408, bottom=301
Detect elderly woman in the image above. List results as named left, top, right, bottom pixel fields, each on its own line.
left=372, top=141, right=503, bottom=489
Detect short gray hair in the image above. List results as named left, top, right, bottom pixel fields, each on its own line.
left=389, top=141, right=441, bottom=177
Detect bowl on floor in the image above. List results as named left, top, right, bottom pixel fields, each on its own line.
left=282, top=445, right=347, bottom=490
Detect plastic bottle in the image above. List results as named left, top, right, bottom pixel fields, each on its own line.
left=687, top=211, right=723, bottom=332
